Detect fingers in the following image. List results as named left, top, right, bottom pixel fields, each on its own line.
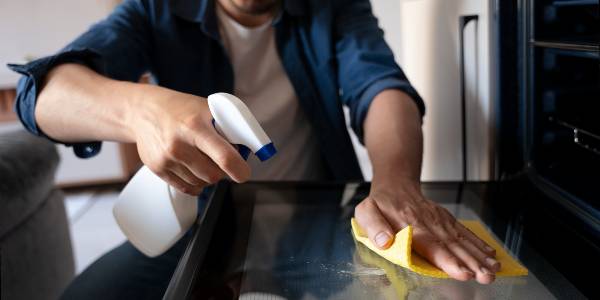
left=427, top=209, right=499, bottom=283
left=193, top=128, right=251, bottom=183
left=354, top=198, right=395, bottom=249
left=169, top=164, right=203, bottom=186
left=354, top=191, right=499, bottom=284
left=457, top=237, right=501, bottom=273
left=437, top=207, right=496, bottom=257
left=445, top=240, right=496, bottom=284
left=411, top=226, right=475, bottom=281
left=174, top=147, right=226, bottom=184
left=425, top=208, right=499, bottom=283
left=456, top=222, right=497, bottom=257
left=160, top=138, right=223, bottom=191
left=161, top=170, right=206, bottom=196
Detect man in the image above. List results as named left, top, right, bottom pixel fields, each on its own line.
left=9, top=0, right=500, bottom=298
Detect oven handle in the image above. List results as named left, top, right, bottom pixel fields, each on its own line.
left=459, top=15, right=479, bottom=182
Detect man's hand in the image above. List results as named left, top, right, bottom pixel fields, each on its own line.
left=129, top=86, right=251, bottom=195
left=360, top=89, right=499, bottom=284
left=35, top=64, right=250, bottom=196
left=354, top=179, right=500, bottom=284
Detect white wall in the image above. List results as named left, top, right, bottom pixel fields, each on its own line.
left=0, top=0, right=114, bottom=88
left=370, top=0, right=494, bottom=181
left=0, top=0, right=124, bottom=185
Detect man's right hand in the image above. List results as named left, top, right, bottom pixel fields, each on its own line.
left=35, top=64, right=250, bottom=195
left=128, top=85, right=251, bottom=195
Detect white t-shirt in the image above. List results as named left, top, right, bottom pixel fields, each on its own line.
left=216, top=6, right=326, bottom=181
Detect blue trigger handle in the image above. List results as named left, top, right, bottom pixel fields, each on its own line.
left=237, top=145, right=251, bottom=160
left=212, top=119, right=251, bottom=161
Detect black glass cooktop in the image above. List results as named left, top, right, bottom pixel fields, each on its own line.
left=164, top=181, right=595, bottom=300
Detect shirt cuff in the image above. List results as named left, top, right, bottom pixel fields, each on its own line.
left=351, top=77, right=425, bottom=143
left=7, top=49, right=106, bottom=158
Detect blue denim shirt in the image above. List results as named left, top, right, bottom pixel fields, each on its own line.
left=8, top=0, right=424, bottom=181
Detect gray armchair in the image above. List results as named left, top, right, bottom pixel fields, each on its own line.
left=0, top=130, right=75, bottom=300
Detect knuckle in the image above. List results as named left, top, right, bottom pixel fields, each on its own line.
left=455, top=232, right=467, bottom=242
left=354, top=198, right=373, bottom=217
left=435, top=205, right=450, bottom=216
left=165, top=140, right=183, bottom=159
left=150, top=159, right=170, bottom=173
left=156, top=156, right=173, bottom=170
left=433, top=239, right=448, bottom=248
left=433, top=238, right=446, bottom=247
left=402, top=207, right=419, bottom=223
left=216, top=151, right=237, bottom=171
left=429, top=216, right=443, bottom=228
left=354, top=203, right=364, bottom=217
left=445, top=236, right=463, bottom=248
left=205, top=170, right=223, bottom=184
left=181, top=115, right=204, bottom=132
left=410, top=218, right=422, bottom=227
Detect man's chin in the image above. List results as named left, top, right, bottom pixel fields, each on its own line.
left=229, top=0, right=279, bottom=15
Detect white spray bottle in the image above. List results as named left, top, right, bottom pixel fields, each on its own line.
left=113, top=93, right=276, bottom=257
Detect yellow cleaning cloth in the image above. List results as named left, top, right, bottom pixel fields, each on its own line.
left=351, top=218, right=528, bottom=278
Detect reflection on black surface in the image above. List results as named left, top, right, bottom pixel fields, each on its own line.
left=251, top=196, right=354, bottom=298
left=183, top=182, right=592, bottom=299
left=189, top=187, right=254, bottom=299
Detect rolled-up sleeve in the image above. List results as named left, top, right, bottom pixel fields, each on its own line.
left=333, top=0, right=425, bottom=143
left=6, top=0, right=152, bottom=158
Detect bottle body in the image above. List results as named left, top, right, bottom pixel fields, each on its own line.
left=113, top=166, right=198, bottom=257
left=113, top=93, right=276, bottom=257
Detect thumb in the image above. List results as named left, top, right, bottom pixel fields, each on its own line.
left=355, top=198, right=395, bottom=249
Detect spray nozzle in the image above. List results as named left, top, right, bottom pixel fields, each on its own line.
left=208, top=93, right=277, bottom=161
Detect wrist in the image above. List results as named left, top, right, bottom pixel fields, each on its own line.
left=371, top=173, right=422, bottom=199
left=372, top=171, right=420, bottom=188
left=122, top=83, right=164, bottom=143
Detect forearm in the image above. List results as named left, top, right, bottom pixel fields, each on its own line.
left=359, top=90, right=500, bottom=284
left=364, top=89, right=423, bottom=186
left=35, top=63, right=250, bottom=194
left=35, top=63, right=142, bottom=143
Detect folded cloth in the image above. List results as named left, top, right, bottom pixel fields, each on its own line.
left=351, top=218, right=528, bottom=278
left=353, top=232, right=411, bottom=298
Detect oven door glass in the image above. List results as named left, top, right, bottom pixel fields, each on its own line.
left=173, top=182, right=584, bottom=300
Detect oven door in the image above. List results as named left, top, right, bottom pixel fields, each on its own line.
left=523, top=0, right=600, bottom=238
left=163, top=181, right=590, bottom=300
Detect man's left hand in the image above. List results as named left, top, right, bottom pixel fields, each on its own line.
left=354, top=179, right=500, bottom=284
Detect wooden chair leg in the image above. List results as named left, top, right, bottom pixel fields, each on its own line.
left=0, top=89, right=17, bottom=122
